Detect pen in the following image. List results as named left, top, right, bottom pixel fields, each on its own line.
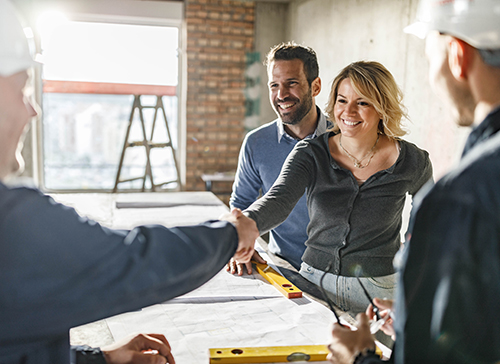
left=320, top=261, right=346, bottom=327
left=356, top=276, right=381, bottom=320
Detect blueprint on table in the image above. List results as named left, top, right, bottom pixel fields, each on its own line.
left=106, top=250, right=335, bottom=364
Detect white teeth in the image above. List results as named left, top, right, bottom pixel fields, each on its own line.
left=280, top=103, right=294, bottom=109
left=343, top=119, right=360, bottom=126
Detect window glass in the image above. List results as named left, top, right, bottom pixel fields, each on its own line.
left=40, top=20, right=179, bottom=190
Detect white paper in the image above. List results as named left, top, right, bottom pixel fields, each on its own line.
left=106, top=250, right=335, bottom=363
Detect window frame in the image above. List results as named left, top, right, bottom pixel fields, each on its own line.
left=30, top=0, right=186, bottom=192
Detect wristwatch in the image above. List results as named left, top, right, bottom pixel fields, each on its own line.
left=353, top=346, right=382, bottom=364
left=73, top=345, right=107, bottom=364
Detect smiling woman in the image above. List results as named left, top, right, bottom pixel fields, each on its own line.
left=326, top=61, right=407, bottom=139
left=242, top=61, right=433, bottom=315
left=326, top=62, right=408, bottom=183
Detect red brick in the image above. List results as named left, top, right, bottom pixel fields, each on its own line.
left=186, top=0, right=255, bottom=198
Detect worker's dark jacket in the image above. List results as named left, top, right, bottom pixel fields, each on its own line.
left=359, top=107, right=500, bottom=364
left=0, top=187, right=238, bottom=364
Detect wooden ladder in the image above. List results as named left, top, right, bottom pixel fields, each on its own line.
left=113, top=95, right=181, bottom=192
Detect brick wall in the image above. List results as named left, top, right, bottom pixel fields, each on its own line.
left=185, top=0, right=255, bottom=204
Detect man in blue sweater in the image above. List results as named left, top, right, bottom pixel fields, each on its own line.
left=229, top=42, right=330, bottom=274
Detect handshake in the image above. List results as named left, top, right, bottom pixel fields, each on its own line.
left=220, top=208, right=260, bottom=264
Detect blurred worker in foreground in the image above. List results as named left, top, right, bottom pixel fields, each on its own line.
left=0, top=1, right=258, bottom=363
left=327, top=0, right=500, bottom=363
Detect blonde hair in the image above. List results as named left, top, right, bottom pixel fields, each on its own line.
left=325, top=61, right=408, bottom=139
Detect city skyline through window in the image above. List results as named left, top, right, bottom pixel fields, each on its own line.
left=39, top=19, right=179, bottom=190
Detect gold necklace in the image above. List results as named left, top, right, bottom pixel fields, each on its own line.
left=339, top=134, right=380, bottom=169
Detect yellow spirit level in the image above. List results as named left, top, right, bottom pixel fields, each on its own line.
left=253, top=262, right=302, bottom=299
left=209, top=344, right=329, bottom=363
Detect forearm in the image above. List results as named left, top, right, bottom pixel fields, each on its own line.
left=1, top=190, right=238, bottom=341
left=244, top=189, right=302, bottom=234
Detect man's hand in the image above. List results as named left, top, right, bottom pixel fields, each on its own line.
left=101, top=333, right=175, bottom=364
left=366, top=298, right=395, bottom=339
left=220, top=208, right=259, bottom=264
left=226, top=250, right=267, bottom=275
left=328, top=314, right=375, bottom=364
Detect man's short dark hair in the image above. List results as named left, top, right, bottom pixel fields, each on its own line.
left=265, top=41, right=319, bottom=85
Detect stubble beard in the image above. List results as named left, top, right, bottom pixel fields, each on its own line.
left=452, top=94, right=476, bottom=127
left=275, top=88, right=313, bottom=126
left=442, top=79, right=476, bottom=127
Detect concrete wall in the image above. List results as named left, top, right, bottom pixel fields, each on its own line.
left=259, top=0, right=470, bottom=179
left=254, top=2, right=289, bottom=125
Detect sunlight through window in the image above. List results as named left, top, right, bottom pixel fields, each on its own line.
left=39, top=19, right=179, bottom=190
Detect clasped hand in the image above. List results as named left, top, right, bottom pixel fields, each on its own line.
left=219, top=208, right=259, bottom=265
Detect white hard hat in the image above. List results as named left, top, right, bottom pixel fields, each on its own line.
left=0, top=0, right=38, bottom=77
left=404, top=0, right=500, bottom=49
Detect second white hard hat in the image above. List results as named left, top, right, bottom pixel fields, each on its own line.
left=404, top=0, right=500, bottom=49
left=0, top=0, right=38, bottom=77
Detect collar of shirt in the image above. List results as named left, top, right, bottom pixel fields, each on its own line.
left=462, top=105, right=500, bottom=157
left=277, top=106, right=331, bottom=143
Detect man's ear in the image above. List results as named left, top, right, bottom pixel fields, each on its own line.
left=448, top=37, right=474, bottom=81
left=311, top=77, right=321, bottom=97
